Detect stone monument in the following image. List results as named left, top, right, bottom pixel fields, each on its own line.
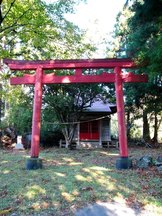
left=14, top=136, right=24, bottom=150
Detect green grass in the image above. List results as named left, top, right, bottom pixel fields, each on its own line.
left=0, top=147, right=162, bottom=215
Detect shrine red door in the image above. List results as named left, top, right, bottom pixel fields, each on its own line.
left=80, top=121, right=99, bottom=140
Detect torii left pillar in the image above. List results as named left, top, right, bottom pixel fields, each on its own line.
left=26, top=66, right=43, bottom=169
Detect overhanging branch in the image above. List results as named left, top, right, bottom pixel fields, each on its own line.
left=0, top=0, right=16, bottom=25
left=0, top=6, right=31, bottom=33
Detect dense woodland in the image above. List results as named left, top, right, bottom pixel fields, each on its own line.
left=0, top=0, right=161, bottom=147
left=109, top=0, right=162, bottom=143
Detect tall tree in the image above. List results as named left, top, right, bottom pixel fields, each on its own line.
left=0, top=0, right=91, bottom=59
left=110, top=0, right=162, bottom=142
left=0, top=0, right=105, bottom=146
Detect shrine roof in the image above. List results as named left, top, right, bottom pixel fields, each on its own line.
left=85, top=99, right=116, bottom=114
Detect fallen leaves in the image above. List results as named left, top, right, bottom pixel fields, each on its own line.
left=0, top=207, right=12, bottom=215
left=81, top=186, right=93, bottom=192
left=29, top=201, right=50, bottom=210
left=0, top=189, right=8, bottom=198
left=42, top=158, right=61, bottom=166
left=126, top=193, right=145, bottom=210
left=61, top=192, right=75, bottom=203
left=136, top=166, right=162, bottom=199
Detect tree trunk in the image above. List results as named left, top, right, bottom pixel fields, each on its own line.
left=0, top=84, right=2, bottom=124
left=62, top=124, right=77, bottom=149
left=153, top=111, right=158, bottom=142
left=126, top=109, right=131, bottom=140
left=65, top=137, right=70, bottom=148
left=143, top=110, right=150, bottom=141
left=0, top=99, right=2, bottom=124
left=62, top=127, right=70, bottom=148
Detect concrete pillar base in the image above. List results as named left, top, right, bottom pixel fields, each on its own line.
left=116, top=157, right=132, bottom=170
left=26, top=158, right=43, bottom=170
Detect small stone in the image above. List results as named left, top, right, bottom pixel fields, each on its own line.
left=11, top=213, right=18, bottom=216
left=157, top=166, right=162, bottom=173
left=155, top=155, right=162, bottom=166
left=157, top=155, right=162, bottom=162
left=137, top=156, right=153, bottom=169
left=14, top=143, right=24, bottom=150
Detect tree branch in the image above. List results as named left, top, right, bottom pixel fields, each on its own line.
left=0, top=0, right=3, bottom=25
left=0, top=0, right=16, bottom=25
left=0, top=23, right=29, bottom=35
left=0, top=7, right=31, bottom=33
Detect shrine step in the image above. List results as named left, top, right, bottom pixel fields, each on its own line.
left=102, top=141, right=119, bottom=148
left=77, top=141, right=102, bottom=149
left=59, top=140, right=77, bottom=149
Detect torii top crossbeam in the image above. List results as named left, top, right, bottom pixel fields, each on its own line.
left=4, top=58, right=136, bottom=69
left=4, top=58, right=147, bottom=85
left=4, top=58, right=148, bottom=170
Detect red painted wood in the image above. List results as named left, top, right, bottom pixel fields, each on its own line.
left=115, top=67, right=128, bottom=157
left=4, top=58, right=136, bottom=70
left=31, top=67, right=43, bottom=158
left=122, top=72, right=148, bottom=83
left=10, top=74, right=35, bottom=85
left=80, top=121, right=99, bottom=140
left=43, top=73, right=116, bottom=84
left=75, top=68, right=82, bottom=76
left=10, top=72, right=148, bottom=85
left=10, top=73, right=116, bottom=84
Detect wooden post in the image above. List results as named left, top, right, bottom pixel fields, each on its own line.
left=115, top=67, right=128, bottom=157
left=115, top=67, right=132, bottom=169
left=31, top=66, right=43, bottom=158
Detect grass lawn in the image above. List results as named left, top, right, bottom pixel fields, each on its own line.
left=0, top=146, right=162, bottom=215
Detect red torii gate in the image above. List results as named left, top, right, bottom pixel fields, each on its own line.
left=4, top=58, right=148, bottom=169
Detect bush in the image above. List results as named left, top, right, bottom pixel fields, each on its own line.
left=41, top=129, right=64, bottom=148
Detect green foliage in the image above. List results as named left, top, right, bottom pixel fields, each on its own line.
left=112, top=0, right=162, bottom=141
left=7, top=86, right=33, bottom=134
left=0, top=0, right=93, bottom=59
left=40, top=125, right=64, bottom=147
left=0, top=0, right=96, bottom=139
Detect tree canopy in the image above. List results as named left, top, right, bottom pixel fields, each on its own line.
left=0, top=0, right=93, bottom=59
left=1, top=0, right=161, bottom=145
left=110, top=0, right=162, bottom=142
left=0, top=0, right=113, bottom=146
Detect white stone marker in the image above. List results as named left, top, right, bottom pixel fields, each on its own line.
left=14, top=135, right=24, bottom=149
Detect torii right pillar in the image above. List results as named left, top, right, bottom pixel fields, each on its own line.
left=115, top=67, right=133, bottom=169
